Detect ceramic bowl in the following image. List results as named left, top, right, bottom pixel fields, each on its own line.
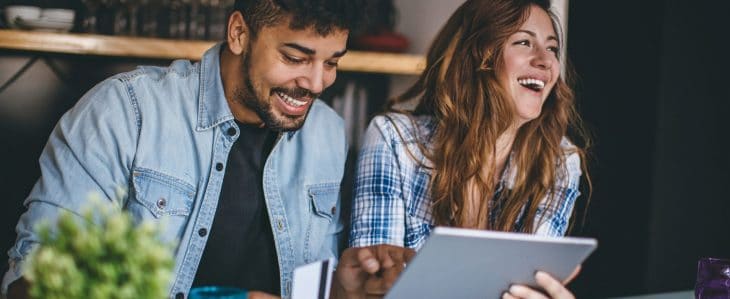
left=4, top=5, right=42, bottom=28
left=40, top=8, right=75, bottom=23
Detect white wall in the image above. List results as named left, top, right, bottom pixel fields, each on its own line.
left=389, top=0, right=569, bottom=97
left=389, top=0, right=466, bottom=98
left=393, top=0, right=467, bottom=55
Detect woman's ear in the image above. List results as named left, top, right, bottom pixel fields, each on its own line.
left=227, top=11, right=249, bottom=55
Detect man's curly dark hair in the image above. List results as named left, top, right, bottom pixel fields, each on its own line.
left=233, top=0, right=370, bottom=38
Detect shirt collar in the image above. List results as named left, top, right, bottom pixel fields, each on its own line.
left=197, top=42, right=234, bottom=131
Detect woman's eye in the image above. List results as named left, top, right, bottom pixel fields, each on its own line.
left=325, top=60, right=339, bottom=68
left=514, top=40, right=530, bottom=46
left=547, top=47, right=560, bottom=57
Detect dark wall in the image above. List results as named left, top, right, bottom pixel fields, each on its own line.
left=1, top=54, right=73, bottom=277
left=568, top=0, right=730, bottom=297
left=568, top=0, right=664, bottom=296
left=646, top=0, right=730, bottom=291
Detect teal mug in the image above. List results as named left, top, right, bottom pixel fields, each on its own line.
left=189, top=286, right=248, bottom=299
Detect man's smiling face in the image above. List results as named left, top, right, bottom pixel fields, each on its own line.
left=233, top=18, right=348, bottom=131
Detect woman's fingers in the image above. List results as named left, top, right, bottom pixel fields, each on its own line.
left=502, top=290, right=521, bottom=299
left=506, top=271, right=576, bottom=299
left=535, top=271, right=575, bottom=299
left=507, top=284, right=549, bottom=299
left=563, top=265, right=581, bottom=284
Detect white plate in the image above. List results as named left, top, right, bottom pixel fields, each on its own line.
left=4, top=6, right=42, bottom=28
left=16, top=18, right=73, bottom=32
left=40, top=9, right=75, bottom=22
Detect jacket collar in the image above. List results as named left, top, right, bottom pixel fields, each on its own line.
left=197, top=42, right=234, bottom=131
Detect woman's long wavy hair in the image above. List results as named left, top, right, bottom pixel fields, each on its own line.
left=386, top=0, right=590, bottom=232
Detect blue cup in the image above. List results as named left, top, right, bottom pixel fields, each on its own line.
left=189, top=286, right=248, bottom=299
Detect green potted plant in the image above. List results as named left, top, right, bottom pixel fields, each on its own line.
left=24, top=194, right=175, bottom=299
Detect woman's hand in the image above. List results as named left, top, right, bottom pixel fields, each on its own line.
left=502, top=266, right=581, bottom=299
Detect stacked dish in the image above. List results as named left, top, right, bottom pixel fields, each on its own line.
left=5, top=6, right=74, bottom=32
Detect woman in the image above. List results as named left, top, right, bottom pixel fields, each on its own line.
left=343, top=0, right=590, bottom=298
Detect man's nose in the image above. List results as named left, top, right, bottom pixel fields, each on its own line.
left=296, top=64, right=325, bottom=94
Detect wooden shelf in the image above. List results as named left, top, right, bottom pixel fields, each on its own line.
left=0, top=29, right=425, bottom=75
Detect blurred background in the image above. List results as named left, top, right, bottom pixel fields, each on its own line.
left=1, top=0, right=728, bottom=297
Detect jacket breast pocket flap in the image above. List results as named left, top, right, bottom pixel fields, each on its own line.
left=308, top=183, right=340, bottom=222
left=132, top=168, right=195, bottom=218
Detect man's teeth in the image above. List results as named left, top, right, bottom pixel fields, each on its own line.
left=517, top=78, right=545, bottom=90
left=277, top=92, right=307, bottom=107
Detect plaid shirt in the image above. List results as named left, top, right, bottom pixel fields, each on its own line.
left=349, top=113, right=583, bottom=250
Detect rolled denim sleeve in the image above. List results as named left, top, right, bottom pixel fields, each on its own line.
left=1, top=76, right=140, bottom=295
left=533, top=138, right=583, bottom=237
left=349, top=116, right=407, bottom=247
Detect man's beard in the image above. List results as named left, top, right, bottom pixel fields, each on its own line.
left=232, top=48, right=318, bottom=131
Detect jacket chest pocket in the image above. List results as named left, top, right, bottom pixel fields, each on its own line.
left=304, top=183, right=341, bottom=262
left=127, top=167, right=196, bottom=243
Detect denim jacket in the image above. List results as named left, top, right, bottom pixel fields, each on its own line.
left=1, top=43, right=347, bottom=299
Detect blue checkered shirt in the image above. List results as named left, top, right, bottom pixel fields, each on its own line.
left=349, top=113, right=583, bottom=250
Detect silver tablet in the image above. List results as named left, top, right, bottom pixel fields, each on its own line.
left=385, top=227, right=597, bottom=299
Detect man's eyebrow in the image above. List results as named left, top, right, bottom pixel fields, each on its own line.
left=332, top=49, right=348, bottom=58
left=283, top=43, right=348, bottom=58
left=284, top=43, right=315, bottom=55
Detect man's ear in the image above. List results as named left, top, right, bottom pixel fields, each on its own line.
left=227, top=11, right=249, bottom=55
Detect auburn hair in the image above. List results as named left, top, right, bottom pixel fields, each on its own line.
left=385, top=0, right=590, bottom=232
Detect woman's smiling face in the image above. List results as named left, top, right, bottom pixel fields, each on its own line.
left=496, top=4, right=560, bottom=126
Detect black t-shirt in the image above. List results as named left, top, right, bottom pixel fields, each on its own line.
left=192, top=121, right=280, bottom=295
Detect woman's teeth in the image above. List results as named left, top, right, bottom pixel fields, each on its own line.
left=518, top=78, right=546, bottom=91
left=277, top=91, right=307, bottom=107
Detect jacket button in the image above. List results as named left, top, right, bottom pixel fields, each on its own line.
left=331, top=206, right=336, bottom=214
left=276, top=219, right=284, bottom=231
left=227, top=127, right=237, bottom=136
left=156, top=198, right=167, bottom=209
left=215, top=163, right=223, bottom=171
left=175, top=292, right=184, bottom=299
left=198, top=228, right=207, bottom=237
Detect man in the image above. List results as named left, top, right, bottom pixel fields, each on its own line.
left=2, top=1, right=367, bottom=298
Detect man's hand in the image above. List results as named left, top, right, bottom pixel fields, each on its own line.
left=7, top=277, right=29, bottom=299
left=502, top=265, right=581, bottom=299
left=332, top=244, right=416, bottom=299
left=247, top=291, right=281, bottom=299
